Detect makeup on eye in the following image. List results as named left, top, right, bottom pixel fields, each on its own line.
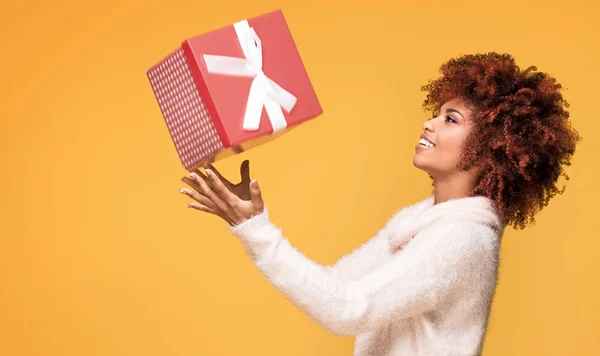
left=430, top=113, right=459, bottom=123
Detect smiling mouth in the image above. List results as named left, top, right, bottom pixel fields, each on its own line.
left=417, top=138, right=435, bottom=148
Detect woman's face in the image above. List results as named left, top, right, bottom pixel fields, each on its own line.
left=413, top=98, right=475, bottom=179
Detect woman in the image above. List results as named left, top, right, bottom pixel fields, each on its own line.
left=179, top=52, right=581, bottom=355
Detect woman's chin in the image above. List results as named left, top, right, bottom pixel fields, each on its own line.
left=412, top=156, right=435, bottom=176
left=412, top=155, right=426, bottom=170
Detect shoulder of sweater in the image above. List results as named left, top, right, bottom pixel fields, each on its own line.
left=430, top=215, right=501, bottom=252
left=386, top=195, right=435, bottom=223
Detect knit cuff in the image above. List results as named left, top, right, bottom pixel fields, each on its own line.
left=227, top=206, right=279, bottom=244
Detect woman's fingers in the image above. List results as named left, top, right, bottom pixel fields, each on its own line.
left=189, top=172, right=231, bottom=213
left=192, top=169, right=209, bottom=181
left=181, top=175, right=207, bottom=192
left=182, top=189, right=233, bottom=224
left=205, top=169, right=239, bottom=207
left=187, top=202, right=214, bottom=213
left=180, top=187, right=218, bottom=213
left=249, top=180, right=264, bottom=211
left=206, top=164, right=233, bottom=187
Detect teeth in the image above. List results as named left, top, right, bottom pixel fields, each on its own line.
left=418, top=138, right=434, bottom=148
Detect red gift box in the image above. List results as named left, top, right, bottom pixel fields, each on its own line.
left=146, top=9, right=323, bottom=171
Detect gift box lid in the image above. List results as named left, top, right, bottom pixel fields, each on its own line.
left=181, top=9, right=323, bottom=147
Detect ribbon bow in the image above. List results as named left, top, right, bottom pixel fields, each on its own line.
left=203, top=20, right=297, bottom=132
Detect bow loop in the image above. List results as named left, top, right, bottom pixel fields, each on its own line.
left=202, top=20, right=296, bottom=132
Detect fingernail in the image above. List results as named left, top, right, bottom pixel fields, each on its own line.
left=189, top=173, right=196, bottom=180
left=180, top=188, right=187, bottom=194
left=251, top=180, right=258, bottom=189
left=206, top=169, right=212, bottom=177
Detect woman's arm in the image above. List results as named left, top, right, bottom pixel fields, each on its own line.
left=326, top=203, right=427, bottom=282
left=229, top=207, right=487, bottom=337
left=325, top=225, right=392, bottom=282
left=181, top=163, right=408, bottom=283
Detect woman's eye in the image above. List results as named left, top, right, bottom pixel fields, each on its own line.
left=445, top=116, right=457, bottom=123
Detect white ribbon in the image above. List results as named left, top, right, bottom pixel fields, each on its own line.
left=202, top=20, right=297, bottom=132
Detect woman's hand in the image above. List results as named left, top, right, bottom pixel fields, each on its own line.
left=180, top=160, right=265, bottom=226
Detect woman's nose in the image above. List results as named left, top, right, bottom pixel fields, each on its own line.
left=422, top=117, right=435, bottom=132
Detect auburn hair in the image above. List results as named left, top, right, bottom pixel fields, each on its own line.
left=421, top=52, right=581, bottom=229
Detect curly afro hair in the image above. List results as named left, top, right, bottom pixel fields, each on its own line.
left=420, top=52, right=581, bottom=230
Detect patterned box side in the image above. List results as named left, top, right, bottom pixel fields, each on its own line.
left=147, top=48, right=224, bottom=171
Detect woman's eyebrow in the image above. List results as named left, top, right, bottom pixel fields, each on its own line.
left=446, top=108, right=464, bottom=118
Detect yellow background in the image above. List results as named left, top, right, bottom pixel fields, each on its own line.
left=1, top=0, right=598, bottom=355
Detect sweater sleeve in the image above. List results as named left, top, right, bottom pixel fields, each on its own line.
left=324, top=230, right=389, bottom=282
left=325, top=204, right=424, bottom=282
left=228, top=206, right=485, bottom=337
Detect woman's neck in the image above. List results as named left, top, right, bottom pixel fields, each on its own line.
left=432, top=171, right=478, bottom=205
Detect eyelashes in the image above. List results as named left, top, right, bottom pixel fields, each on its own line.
left=431, top=114, right=458, bottom=124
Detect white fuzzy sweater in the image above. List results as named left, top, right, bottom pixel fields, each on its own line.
left=228, top=194, right=505, bottom=355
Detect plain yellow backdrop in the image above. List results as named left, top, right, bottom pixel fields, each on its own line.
left=1, top=0, right=598, bottom=355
